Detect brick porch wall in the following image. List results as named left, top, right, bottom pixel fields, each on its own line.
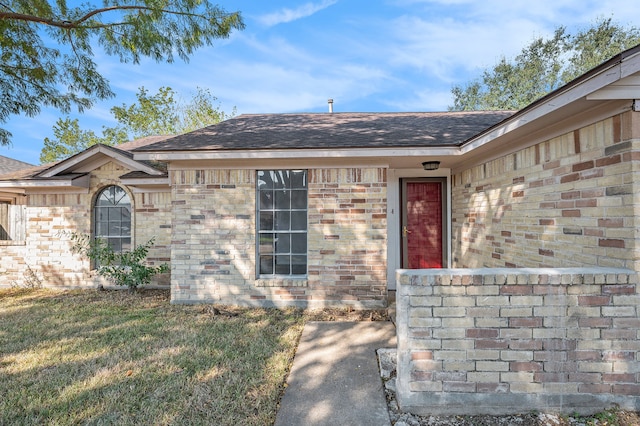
left=396, top=268, right=640, bottom=416
left=170, top=167, right=387, bottom=307
left=0, top=162, right=171, bottom=288
left=452, top=111, right=640, bottom=271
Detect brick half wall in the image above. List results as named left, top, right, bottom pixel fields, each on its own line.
left=396, top=268, right=640, bottom=416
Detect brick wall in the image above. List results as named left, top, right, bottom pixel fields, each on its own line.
left=396, top=268, right=640, bottom=416
left=170, top=167, right=387, bottom=307
left=0, top=162, right=171, bottom=288
left=452, top=111, right=640, bottom=271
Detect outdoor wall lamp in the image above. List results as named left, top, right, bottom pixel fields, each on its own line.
left=422, top=161, right=440, bottom=171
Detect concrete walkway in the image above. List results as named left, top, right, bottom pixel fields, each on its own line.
left=275, top=321, right=397, bottom=426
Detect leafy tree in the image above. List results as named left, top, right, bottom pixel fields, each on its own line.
left=40, top=86, right=234, bottom=163
left=450, top=18, right=640, bottom=111
left=0, top=1, right=244, bottom=146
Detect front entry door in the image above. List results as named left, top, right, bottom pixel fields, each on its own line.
left=401, top=179, right=446, bottom=268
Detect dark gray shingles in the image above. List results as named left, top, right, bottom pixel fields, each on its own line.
left=134, top=112, right=515, bottom=152
left=0, top=155, right=33, bottom=175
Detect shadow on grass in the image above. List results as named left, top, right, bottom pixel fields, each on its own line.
left=0, top=289, right=304, bottom=425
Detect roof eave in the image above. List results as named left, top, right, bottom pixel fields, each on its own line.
left=0, top=174, right=90, bottom=190
left=459, top=45, right=640, bottom=154
left=134, top=146, right=461, bottom=161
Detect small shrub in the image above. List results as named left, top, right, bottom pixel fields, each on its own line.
left=9, top=264, right=43, bottom=289
left=69, top=233, right=169, bottom=290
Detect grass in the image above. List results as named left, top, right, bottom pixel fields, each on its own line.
left=0, top=288, right=305, bottom=425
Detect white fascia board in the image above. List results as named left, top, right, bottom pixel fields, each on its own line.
left=39, top=145, right=163, bottom=177
left=134, top=146, right=460, bottom=162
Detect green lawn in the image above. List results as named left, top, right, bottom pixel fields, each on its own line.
left=0, top=289, right=304, bottom=425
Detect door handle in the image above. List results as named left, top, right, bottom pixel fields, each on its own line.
left=403, top=226, right=412, bottom=237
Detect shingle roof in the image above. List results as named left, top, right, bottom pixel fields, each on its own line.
left=0, top=136, right=173, bottom=181
left=0, top=155, right=33, bottom=175
left=133, top=112, right=515, bottom=152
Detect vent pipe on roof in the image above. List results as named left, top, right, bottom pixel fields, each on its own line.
left=328, top=98, right=334, bottom=113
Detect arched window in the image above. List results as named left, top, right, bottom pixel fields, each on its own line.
left=94, top=185, right=132, bottom=252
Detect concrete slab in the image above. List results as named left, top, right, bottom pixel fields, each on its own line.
left=275, top=321, right=397, bottom=426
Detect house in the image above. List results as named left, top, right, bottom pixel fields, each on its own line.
left=1, top=45, right=639, bottom=307
left=2, top=43, right=640, bottom=416
left=0, top=154, right=33, bottom=176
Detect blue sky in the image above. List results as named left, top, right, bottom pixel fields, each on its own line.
left=3, top=0, right=640, bottom=165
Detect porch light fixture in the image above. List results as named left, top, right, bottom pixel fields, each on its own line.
left=422, top=161, right=440, bottom=171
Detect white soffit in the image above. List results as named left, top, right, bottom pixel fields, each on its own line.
left=0, top=174, right=90, bottom=189
left=586, top=73, right=640, bottom=100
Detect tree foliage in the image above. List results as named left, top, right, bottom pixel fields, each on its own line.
left=450, top=18, right=640, bottom=111
left=69, top=232, right=169, bottom=291
left=0, top=1, right=244, bottom=146
left=40, top=86, right=234, bottom=163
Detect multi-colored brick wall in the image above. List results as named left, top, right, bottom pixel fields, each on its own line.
left=452, top=111, right=640, bottom=272
left=169, top=167, right=387, bottom=307
left=0, top=162, right=171, bottom=288
left=396, top=268, right=640, bottom=416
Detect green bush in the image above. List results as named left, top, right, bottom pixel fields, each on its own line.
left=69, top=233, right=169, bottom=290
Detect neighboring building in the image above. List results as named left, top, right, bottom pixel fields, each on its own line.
left=0, top=45, right=639, bottom=309
left=0, top=154, right=32, bottom=176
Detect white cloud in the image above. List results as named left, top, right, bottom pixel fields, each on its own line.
left=258, top=0, right=338, bottom=27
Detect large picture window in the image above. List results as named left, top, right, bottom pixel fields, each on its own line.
left=94, top=185, right=132, bottom=253
left=257, top=170, right=307, bottom=276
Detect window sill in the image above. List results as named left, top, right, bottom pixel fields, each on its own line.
left=255, top=277, right=308, bottom=287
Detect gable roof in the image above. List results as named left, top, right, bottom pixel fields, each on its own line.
left=0, top=136, right=173, bottom=191
left=0, top=155, right=33, bottom=175
left=133, top=111, right=515, bottom=153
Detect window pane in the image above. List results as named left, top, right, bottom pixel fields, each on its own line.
left=260, top=211, right=274, bottom=231
left=291, top=256, right=307, bottom=275
left=291, top=211, right=306, bottom=231
left=97, top=222, right=109, bottom=235
left=259, top=190, right=274, bottom=209
left=109, top=222, right=122, bottom=236
left=259, top=234, right=275, bottom=254
left=122, top=238, right=132, bottom=252
left=275, top=233, right=290, bottom=254
left=108, top=208, right=122, bottom=224
left=275, top=190, right=290, bottom=209
left=108, top=238, right=121, bottom=252
left=121, top=223, right=131, bottom=235
left=258, top=171, right=273, bottom=189
left=291, top=234, right=307, bottom=254
left=272, top=171, right=288, bottom=190
left=275, top=211, right=290, bottom=231
left=291, top=190, right=306, bottom=209
left=275, top=255, right=290, bottom=274
left=96, top=208, right=108, bottom=222
left=290, top=171, right=306, bottom=188
left=260, top=255, right=274, bottom=274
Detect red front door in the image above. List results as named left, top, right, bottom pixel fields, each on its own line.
left=402, top=180, right=445, bottom=268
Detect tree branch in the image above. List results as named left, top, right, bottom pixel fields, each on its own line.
left=0, top=6, right=210, bottom=29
